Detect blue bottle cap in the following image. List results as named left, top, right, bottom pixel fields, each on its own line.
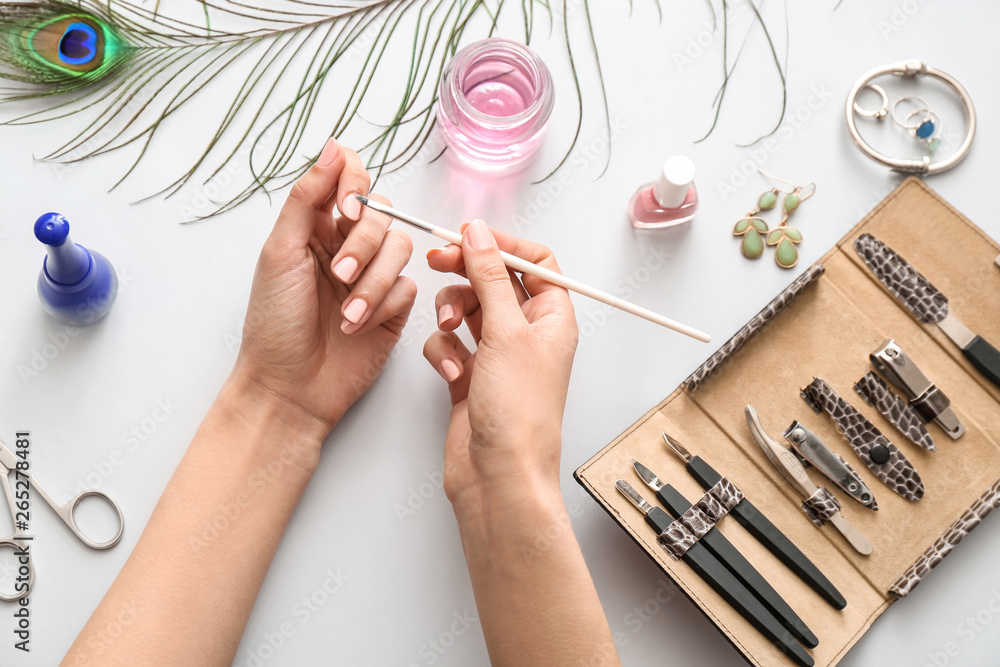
left=34, top=212, right=72, bottom=246
left=35, top=212, right=92, bottom=286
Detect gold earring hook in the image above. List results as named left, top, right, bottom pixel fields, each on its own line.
left=757, top=168, right=797, bottom=192
left=796, top=182, right=817, bottom=203
left=759, top=169, right=816, bottom=202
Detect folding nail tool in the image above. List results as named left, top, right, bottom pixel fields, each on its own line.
left=870, top=339, right=965, bottom=439
left=782, top=422, right=878, bottom=511
left=746, top=406, right=873, bottom=556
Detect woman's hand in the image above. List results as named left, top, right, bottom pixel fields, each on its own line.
left=423, top=222, right=620, bottom=667
left=65, top=139, right=420, bottom=667
left=232, top=138, right=417, bottom=445
left=422, top=220, right=578, bottom=517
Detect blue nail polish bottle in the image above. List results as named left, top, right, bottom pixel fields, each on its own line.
left=34, top=212, right=118, bottom=325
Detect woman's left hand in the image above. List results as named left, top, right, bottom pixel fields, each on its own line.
left=231, top=138, right=417, bottom=443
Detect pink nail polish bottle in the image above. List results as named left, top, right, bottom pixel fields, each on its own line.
left=628, top=156, right=698, bottom=229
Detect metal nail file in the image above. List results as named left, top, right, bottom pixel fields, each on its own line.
left=746, top=406, right=873, bottom=556
left=782, top=422, right=878, bottom=510
left=615, top=481, right=815, bottom=667
left=631, top=460, right=818, bottom=648
left=662, top=434, right=847, bottom=610
left=855, top=233, right=1000, bottom=389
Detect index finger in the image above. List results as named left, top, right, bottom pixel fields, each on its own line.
left=447, top=225, right=567, bottom=299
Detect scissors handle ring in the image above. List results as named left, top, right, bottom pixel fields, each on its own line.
left=62, top=491, right=125, bottom=550
left=0, top=539, right=33, bottom=602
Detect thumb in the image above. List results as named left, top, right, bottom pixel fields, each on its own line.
left=462, top=219, right=526, bottom=333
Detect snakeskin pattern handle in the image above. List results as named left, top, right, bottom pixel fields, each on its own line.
left=657, top=478, right=745, bottom=560
left=802, top=377, right=925, bottom=501
left=801, top=488, right=841, bottom=526
left=854, top=233, right=949, bottom=324
left=855, top=372, right=936, bottom=451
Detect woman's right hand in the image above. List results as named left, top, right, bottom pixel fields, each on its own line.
left=423, top=220, right=578, bottom=518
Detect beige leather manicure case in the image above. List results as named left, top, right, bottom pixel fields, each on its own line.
left=575, top=178, right=1000, bottom=666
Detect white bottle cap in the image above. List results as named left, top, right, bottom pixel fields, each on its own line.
left=652, top=156, right=695, bottom=208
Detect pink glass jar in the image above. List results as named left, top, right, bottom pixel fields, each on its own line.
left=437, top=38, right=554, bottom=169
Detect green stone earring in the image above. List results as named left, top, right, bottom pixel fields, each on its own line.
left=767, top=223, right=804, bottom=268
left=758, top=172, right=816, bottom=269
left=733, top=188, right=780, bottom=260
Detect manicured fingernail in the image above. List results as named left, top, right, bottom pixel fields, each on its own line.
left=342, top=193, right=362, bottom=220
left=318, top=138, right=340, bottom=167
left=426, top=248, right=443, bottom=261
left=333, top=256, right=358, bottom=283
left=344, top=298, right=367, bottom=324
left=440, top=359, right=462, bottom=382
left=341, top=319, right=361, bottom=334
left=438, top=304, right=454, bottom=327
left=465, top=219, right=492, bottom=250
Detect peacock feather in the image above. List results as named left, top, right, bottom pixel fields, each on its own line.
left=0, top=3, right=131, bottom=91
left=0, top=0, right=787, bottom=218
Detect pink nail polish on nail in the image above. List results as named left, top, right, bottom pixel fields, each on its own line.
left=628, top=156, right=698, bottom=229
left=318, top=138, right=341, bottom=167
left=465, top=219, right=492, bottom=250
left=438, top=304, right=455, bottom=327
left=342, top=194, right=362, bottom=220
left=333, top=256, right=358, bottom=283
left=440, top=359, right=462, bottom=382
left=344, top=298, right=367, bottom=324
left=341, top=319, right=361, bottom=334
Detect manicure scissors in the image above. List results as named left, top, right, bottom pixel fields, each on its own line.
left=0, top=437, right=124, bottom=601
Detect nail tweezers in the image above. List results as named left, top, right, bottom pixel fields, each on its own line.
left=632, top=459, right=818, bottom=649
left=616, top=480, right=814, bottom=667
left=662, top=433, right=847, bottom=609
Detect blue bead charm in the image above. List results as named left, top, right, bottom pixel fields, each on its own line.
left=915, top=120, right=935, bottom=139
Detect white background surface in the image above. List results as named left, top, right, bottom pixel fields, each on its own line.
left=1, top=1, right=1000, bottom=665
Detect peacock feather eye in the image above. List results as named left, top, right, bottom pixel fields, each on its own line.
left=28, top=15, right=121, bottom=74
left=58, top=23, right=98, bottom=65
